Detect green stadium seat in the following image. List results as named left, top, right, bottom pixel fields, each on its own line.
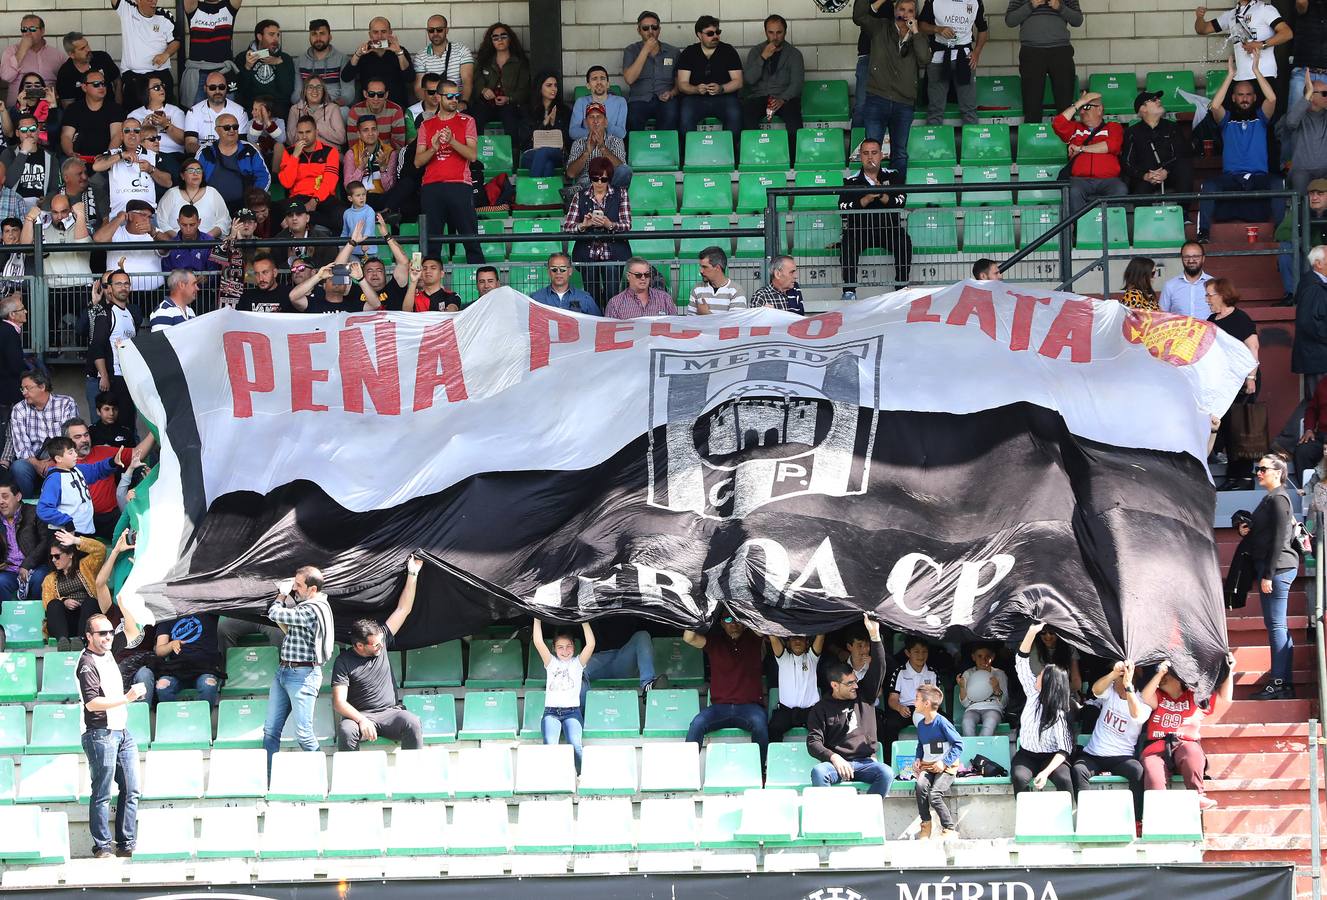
left=449, top=799, right=511, bottom=854
left=802, top=80, right=851, bottom=123
left=735, top=788, right=801, bottom=843
left=573, top=85, right=624, bottom=99
left=736, top=172, right=782, bottom=214
left=0, top=653, right=37, bottom=703
left=509, top=218, right=564, bottom=262
left=578, top=745, right=638, bottom=795
left=1146, top=70, right=1198, bottom=113
left=23, top=810, right=70, bottom=864
left=278, top=694, right=333, bottom=748
left=35, top=651, right=79, bottom=701
left=329, top=749, right=389, bottom=801
left=907, top=126, right=958, bottom=167
left=684, top=130, right=736, bottom=173
left=1141, top=789, right=1203, bottom=841
left=680, top=214, right=732, bottom=255
left=700, top=794, right=758, bottom=849
left=1205, top=69, right=1226, bottom=100
left=1015, top=791, right=1075, bottom=843
left=639, top=797, right=699, bottom=850
left=641, top=741, right=701, bottom=792
left=1041, top=73, right=1081, bottom=110
left=403, top=642, right=463, bottom=688
left=643, top=688, right=700, bottom=738
left=735, top=213, right=765, bottom=259
left=478, top=134, right=513, bottom=175
left=514, top=798, right=576, bottom=852
left=520, top=688, right=545, bottom=740
left=653, top=638, right=705, bottom=686
left=765, top=741, right=816, bottom=790
left=740, top=129, right=791, bottom=172
left=976, top=74, right=1022, bottom=114
left=1132, top=204, right=1187, bottom=249
left=964, top=164, right=1014, bottom=207
left=629, top=173, right=679, bottom=215
left=0, top=704, right=23, bottom=754
left=459, top=690, right=519, bottom=740
left=629, top=130, right=681, bottom=171
left=206, top=748, right=267, bottom=799
left=142, top=749, right=205, bottom=800
left=404, top=692, right=458, bottom=743
left=681, top=173, right=734, bottom=215
left=796, top=128, right=846, bottom=170
left=703, top=743, right=763, bottom=794
left=793, top=170, right=844, bottom=210
left=515, top=743, right=577, bottom=794
left=0, top=806, right=41, bottom=858
left=388, top=747, right=452, bottom=799
left=27, top=703, right=81, bottom=754
left=386, top=801, right=448, bottom=855
left=800, top=785, right=866, bottom=842
left=222, top=646, right=278, bottom=696
left=961, top=123, right=1012, bottom=165
left=907, top=209, right=960, bottom=254
left=1075, top=206, right=1130, bottom=250
left=790, top=212, right=843, bottom=256
left=259, top=803, right=322, bottom=858
left=1088, top=72, right=1139, bottom=116
left=889, top=739, right=917, bottom=776
left=267, top=750, right=328, bottom=802
left=1016, top=164, right=1061, bottom=206
left=1074, top=789, right=1136, bottom=842
left=965, top=208, right=1017, bottom=253
left=0, top=602, right=44, bottom=649
left=1016, top=123, right=1068, bottom=166
left=905, top=166, right=957, bottom=208
left=152, top=699, right=212, bottom=750
left=135, top=808, right=196, bottom=860
left=453, top=746, right=515, bottom=798
left=455, top=218, right=508, bottom=262
left=583, top=689, right=641, bottom=739
left=16, top=754, right=78, bottom=803
left=954, top=734, right=1013, bottom=785
left=466, top=638, right=525, bottom=688
left=574, top=797, right=635, bottom=852
left=513, top=177, right=563, bottom=217
left=0, top=756, right=13, bottom=803
left=197, top=806, right=259, bottom=859
left=631, top=216, right=679, bottom=259
left=1021, top=206, right=1061, bottom=247
left=325, top=803, right=384, bottom=857
left=214, top=698, right=266, bottom=749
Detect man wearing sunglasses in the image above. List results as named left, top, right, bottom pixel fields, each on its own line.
left=605, top=257, right=675, bottom=318
left=530, top=252, right=602, bottom=315
left=415, top=77, right=483, bottom=264
left=0, top=16, right=64, bottom=107
left=1121, top=91, right=1194, bottom=197
left=676, top=15, right=743, bottom=139
left=91, top=117, right=172, bottom=218
left=195, top=112, right=271, bottom=212
left=1052, top=89, right=1127, bottom=214
left=1, top=114, right=58, bottom=214
left=414, top=15, right=473, bottom=109
left=112, top=0, right=182, bottom=109
left=57, top=31, right=123, bottom=109
left=1283, top=73, right=1327, bottom=195
left=622, top=11, right=680, bottom=132
left=184, top=71, right=249, bottom=153
left=61, top=68, right=124, bottom=162
left=349, top=78, right=406, bottom=147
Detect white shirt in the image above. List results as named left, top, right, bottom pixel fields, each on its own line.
left=543, top=656, right=584, bottom=708
left=1083, top=685, right=1151, bottom=758
left=149, top=298, right=197, bottom=332
left=1216, top=1, right=1283, bottom=80
left=90, top=648, right=128, bottom=730
left=39, top=226, right=92, bottom=277
left=1159, top=271, right=1213, bottom=320
left=774, top=648, right=820, bottom=709
left=1015, top=652, right=1075, bottom=754
left=115, top=0, right=176, bottom=74
left=155, top=185, right=232, bottom=236
left=959, top=665, right=1008, bottom=713
left=184, top=99, right=250, bottom=146
left=112, top=225, right=164, bottom=292
left=129, top=104, right=188, bottom=154
left=108, top=304, right=137, bottom=376
left=889, top=661, right=937, bottom=708
left=106, top=148, right=160, bottom=218
left=687, top=278, right=748, bottom=315
left=413, top=41, right=473, bottom=89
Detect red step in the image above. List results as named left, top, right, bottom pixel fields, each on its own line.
left=1232, top=644, right=1319, bottom=673
left=1201, top=803, right=1316, bottom=834
left=1232, top=668, right=1315, bottom=688
left=1205, top=751, right=1315, bottom=779
left=1227, top=619, right=1312, bottom=646
left=1210, top=221, right=1276, bottom=244
left=1227, top=591, right=1312, bottom=619
left=1209, top=696, right=1317, bottom=724
left=1202, top=721, right=1312, bottom=753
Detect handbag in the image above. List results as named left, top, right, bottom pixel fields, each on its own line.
left=1227, top=401, right=1269, bottom=461
left=531, top=129, right=563, bottom=150
left=968, top=754, right=1008, bottom=778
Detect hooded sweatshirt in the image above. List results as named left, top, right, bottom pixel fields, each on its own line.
left=807, top=638, right=887, bottom=762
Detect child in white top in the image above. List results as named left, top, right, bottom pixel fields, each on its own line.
left=958, top=645, right=1009, bottom=736
left=768, top=633, right=825, bottom=742
left=533, top=618, right=596, bottom=774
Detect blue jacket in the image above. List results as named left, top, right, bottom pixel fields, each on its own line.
left=568, top=94, right=627, bottom=140
left=914, top=714, right=964, bottom=769
left=529, top=285, right=602, bottom=316
left=197, top=141, right=271, bottom=209
left=37, top=457, right=118, bottom=533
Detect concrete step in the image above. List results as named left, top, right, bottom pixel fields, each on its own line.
left=1205, top=751, right=1317, bottom=779
left=1200, top=780, right=1319, bottom=805
left=1201, top=802, right=1318, bottom=835
left=1202, top=721, right=1313, bottom=754
left=1213, top=696, right=1318, bottom=724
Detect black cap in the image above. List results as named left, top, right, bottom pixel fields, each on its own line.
left=1133, top=90, right=1164, bottom=113
left=234, top=207, right=257, bottom=222
left=282, top=199, right=309, bottom=217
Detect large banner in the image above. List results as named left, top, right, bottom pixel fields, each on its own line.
left=120, top=282, right=1253, bottom=694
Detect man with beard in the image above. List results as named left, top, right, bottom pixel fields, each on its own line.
left=272, top=199, right=335, bottom=269
left=1160, top=242, right=1214, bottom=318
left=91, top=116, right=172, bottom=217
left=349, top=214, right=410, bottom=308
left=405, top=255, right=461, bottom=311
left=184, top=71, right=250, bottom=154
left=293, top=19, right=351, bottom=109
left=234, top=19, right=294, bottom=115
left=84, top=269, right=140, bottom=425
left=1197, top=51, right=1277, bottom=241
left=61, top=418, right=143, bottom=538
left=837, top=137, right=910, bottom=302
left=235, top=254, right=291, bottom=313
left=20, top=195, right=91, bottom=312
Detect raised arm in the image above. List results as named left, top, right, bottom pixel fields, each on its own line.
left=287, top=263, right=330, bottom=311
left=1091, top=660, right=1123, bottom=699
left=532, top=618, right=553, bottom=665
left=1140, top=659, right=1168, bottom=710
left=578, top=621, right=596, bottom=666
left=1194, top=5, right=1217, bottom=35
left=1210, top=57, right=1235, bottom=123
left=811, top=633, right=826, bottom=655
left=768, top=634, right=786, bottom=657
left=1250, top=47, right=1276, bottom=118
left=383, top=554, right=422, bottom=635
left=681, top=628, right=706, bottom=649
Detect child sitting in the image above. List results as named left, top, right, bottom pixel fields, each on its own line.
left=768, top=633, right=825, bottom=742
left=912, top=683, right=963, bottom=839
left=879, top=635, right=939, bottom=752
left=532, top=617, right=596, bottom=774
left=958, top=644, right=1009, bottom=736
left=36, top=437, right=126, bottom=535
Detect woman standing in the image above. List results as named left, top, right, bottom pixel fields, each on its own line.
left=1207, top=277, right=1261, bottom=490
left=1139, top=655, right=1236, bottom=810
left=1010, top=621, right=1076, bottom=797
left=563, top=156, right=632, bottom=309
left=1247, top=453, right=1298, bottom=699
left=156, top=159, right=231, bottom=237
left=287, top=77, right=346, bottom=149
left=472, top=23, right=531, bottom=143
left=1119, top=256, right=1159, bottom=311
left=522, top=72, right=571, bottom=176
left=42, top=530, right=107, bottom=652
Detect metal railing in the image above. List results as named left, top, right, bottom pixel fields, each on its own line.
left=1312, top=528, right=1325, bottom=900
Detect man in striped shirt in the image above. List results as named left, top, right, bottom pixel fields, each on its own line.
left=1, top=370, right=79, bottom=498
left=688, top=245, right=747, bottom=315
left=262, top=565, right=334, bottom=773
left=148, top=269, right=198, bottom=331
left=605, top=257, right=677, bottom=318
left=413, top=16, right=473, bottom=108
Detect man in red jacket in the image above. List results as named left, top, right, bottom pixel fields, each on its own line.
left=278, top=116, right=344, bottom=231
left=1052, top=90, right=1127, bottom=213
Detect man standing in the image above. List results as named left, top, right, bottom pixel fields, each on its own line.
left=682, top=615, right=768, bottom=764
left=1289, top=0, right=1327, bottom=102
left=1293, top=245, right=1327, bottom=395
left=605, top=258, right=675, bottom=318
left=234, top=19, right=295, bottom=115
left=1, top=371, right=78, bottom=498
left=414, top=15, right=473, bottom=108
left=184, top=71, right=249, bottom=153
left=750, top=255, right=805, bottom=313
left=78, top=612, right=147, bottom=858
left=0, top=296, right=25, bottom=453
left=1276, top=179, right=1327, bottom=300
left=676, top=16, right=743, bottom=138
left=57, top=33, right=121, bottom=108
left=919, top=0, right=989, bottom=125
left=1052, top=90, right=1127, bottom=213
left=1, top=16, right=65, bottom=107
left=405, top=255, right=462, bottom=312
left=235, top=254, right=291, bottom=313
left=196, top=112, right=270, bottom=210
left=415, top=78, right=482, bottom=265
left=86, top=269, right=140, bottom=426
left=972, top=258, right=1001, bottom=280
left=530, top=253, right=600, bottom=314
left=1194, top=0, right=1292, bottom=82
left=147, top=269, right=198, bottom=331
left=1121, top=90, right=1193, bottom=195
left=294, top=20, right=351, bottom=109
left=278, top=117, right=343, bottom=231
left=1284, top=73, right=1327, bottom=194
left=688, top=246, right=747, bottom=314
left=179, top=0, right=239, bottom=107
left=1004, top=0, right=1082, bottom=125
left=806, top=613, right=894, bottom=796
left=92, top=118, right=172, bottom=218
left=838, top=137, right=910, bottom=302
left=21, top=196, right=92, bottom=307
left=1159, top=242, right=1213, bottom=318
left=570, top=66, right=628, bottom=140
left=854, top=0, right=928, bottom=175
left=262, top=567, right=333, bottom=772
left=623, top=11, right=680, bottom=132
left=332, top=556, right=423, bottom=751
left=341, top=17, right=414, bottom=108
left=741, top=15, right=804, bottom=144
left=111, top=0, right=181, bottom=108
left=1198, top=54, right=1278, bottom=240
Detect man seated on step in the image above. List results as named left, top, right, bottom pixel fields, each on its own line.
left=682, top=612, right=768, bottom=765
left=806, top=613, right=895, bottom=797
left=578, top=617, right=668, bottom=704
left=1197, top=50, right=1279, bottom=242
left=331, top=555, right=424, bottom=751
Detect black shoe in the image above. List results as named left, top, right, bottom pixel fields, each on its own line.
left=1256, top=679, right=1295, bottom=699
left=1280, top=293, right=1296, bottom=307
left=92, top=849, right=114, bottom=860
left=1196, top=232, right=1211, bottom=244
left=640, top=674, right=669, bottom=697
left=115, top=848, right=133, bottom=859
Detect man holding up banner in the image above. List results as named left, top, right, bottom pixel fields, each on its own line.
left=683, top=615, right=768, bottom=764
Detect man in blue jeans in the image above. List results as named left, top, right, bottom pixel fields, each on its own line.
left=77, top=612, right=147, bottom=858
left=263, top=566, right=334, bottom=774
left=683, top=614, right=768, bottom=764
left=579, top=622, right=667, bottom=704
left=675, top=16, right=744, bottom=140
left=806, top=613, right=895, bottom=796
left=854, top=0, right=928, bottom=176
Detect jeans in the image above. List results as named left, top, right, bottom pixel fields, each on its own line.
left=685, top=702, right=769, bottom=763
left=7, top=457, right=42, bottom=498
left=336, top=706, right=423, bottom=751
left=421, top=182, right=484, bottom=264
left=521, top=148, right=564, bottom=177
left=147, top=672, right=221, bottom=708
left=926, top=62, right=977, bottom=125
left=1198, top=171, right=1279, bottom=235
left=1258, top=565, right=1296, bottom=684
left=580, top=630, right=656, bottom=704
left=962, top=708, right=1003, bottom=737
left=82, top=727, right=140, bottom=854
left=1279, top=240, right=1300, bottom=296
left=915, top=770, right=956, bottom=829
left=811, top=757, right=895, bottom=796
left=541, top=706, right=584, bottom=773
left=0, top=564, right=46, bottom=601
left=627, top=96, right=680, bottom=132
left=861, top=94, right=914, bottom=175
left=263, top=664, right=322, bottom=772
left=679, top=93, right=742, bottom=138
left=852, top=54, right=869, bottom=128
left=1071, top=751, right=1146, bottom=820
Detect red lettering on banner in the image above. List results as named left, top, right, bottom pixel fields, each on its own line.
left=288, top=332, right=329, bottom=412
left=906, top=295, right=942, bottom=323
left=414, top=320, right=469, bottom=410
left=1009, top=292, right=1051, bottom=351
left=341, top=321, right=401, bottom=415
left=650, top=322, right=702, bottom=339
left=788, top=311, right=842, bottom=340
left=945, top=286, right=996, bottom=339
left=718, top=326, right=741, bottom=340
left=1039, top=299, right=1094, bottom=363
left=529, top=305, right=580, bottom=371
left=595, top=321, right=634, bottom=352
left=749, top=326, right=773, bottom=337
left=223, top=332, right=274, bottom=418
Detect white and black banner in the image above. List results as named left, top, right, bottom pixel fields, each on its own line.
left=120, top=282, right=1253, bottom=693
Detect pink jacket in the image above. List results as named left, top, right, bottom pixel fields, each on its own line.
left=286, top=101, right=346, bottom=148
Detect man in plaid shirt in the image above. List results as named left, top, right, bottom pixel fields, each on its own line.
left=604, top=257, right=677, bottom=319
left=1, top=370, right=78, bottom=498
left=749, top=255, right=805, bottom=314
left=262, top=565, right=334, bottom=774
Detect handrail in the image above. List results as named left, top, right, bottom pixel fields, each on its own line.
left=1313, top=529, right=1325, bottom=900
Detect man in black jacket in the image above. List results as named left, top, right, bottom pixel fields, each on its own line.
left=806, top=613, right=895, bottom=796
left=0, top=480, right=51, bottom=600
left=837, top=138, right=911, bottom=302
left=0, top=295, right=27, bottom=452
left=84, top=270, right=141, bottom=428
left=1120, top=91, right=1193, bottom=196
left=1293, top=244, right=1327, bottom=396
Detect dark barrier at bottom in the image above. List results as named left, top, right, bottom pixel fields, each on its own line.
left=0, top=865, right=1294, bottom=900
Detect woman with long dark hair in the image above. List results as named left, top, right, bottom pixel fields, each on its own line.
left=1028, top=623, right=1083, bottom=694
left=1207, top=277, right=1262, bottom=489
left=1246, top=453, right=1298, bottom=698
left=472, top=23, right=531, bottom=143
left=522, top=72, right=571, bottom=176
left=1010, top=621, right=1076, bottom=796
left=1119, top=256, right=1159, bottom=310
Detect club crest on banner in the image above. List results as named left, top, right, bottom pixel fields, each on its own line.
left=1120, top=309, right=1216, bottom=367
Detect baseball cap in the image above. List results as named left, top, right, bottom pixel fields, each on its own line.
left=585, top=101, right=607, bottom=117
left=283, top=199, right=309, bottom=217
left=234, top=207, right=257, bottom=222
left=1309, top=178, right=1327, bottom=193
left=125, top=199, right=154, bottom=214
left=1133, top=90, right=1164, bottom=112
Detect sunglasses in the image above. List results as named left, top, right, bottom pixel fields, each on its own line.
left=491, top=33, right=510, bottom=40
left=85, top=80, right=106, bottom=88
left=1254, top=465, right=1271, bottom=473
left=183, top=167, right=202, bottom=173
left=427, top=26, right=448, bottom=33
left=702, top=29, right=721, bottom=36
left=143, top=134, right=161, bottom=141
left=721, top=616, right=735, bottom=624
left=640, top=23, right=660, bottom=30
left=423, top=88, right=440, bottom=96
left=1315, top=90, right=1327, bottom=97
left=217, top=123, right=239, bottom=131
left=123, top=127, right=141, bottom=134
left=89, top=629, right=114, bottom=637
left=549, top=265, right=570, bottom=273
left=590, top=175, right=610, bottom=183
left=1078, top=102, right=1098, bottom=110
left=442, top=91, right=462, bottom=99
left=149, top=83, right=165, bottom=91
left=21, top=25, right=40, bottom=32
left=50, top=553, right=65, bottom=560
left=629, top=270, right=651, bottom=277
left=291, top=265, right=310, bottom=273
left=365, top=90, right=387, bottom=98
left=17, top=125, right=36, bottom=133
left=206, top=84, right=228, bottom=91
